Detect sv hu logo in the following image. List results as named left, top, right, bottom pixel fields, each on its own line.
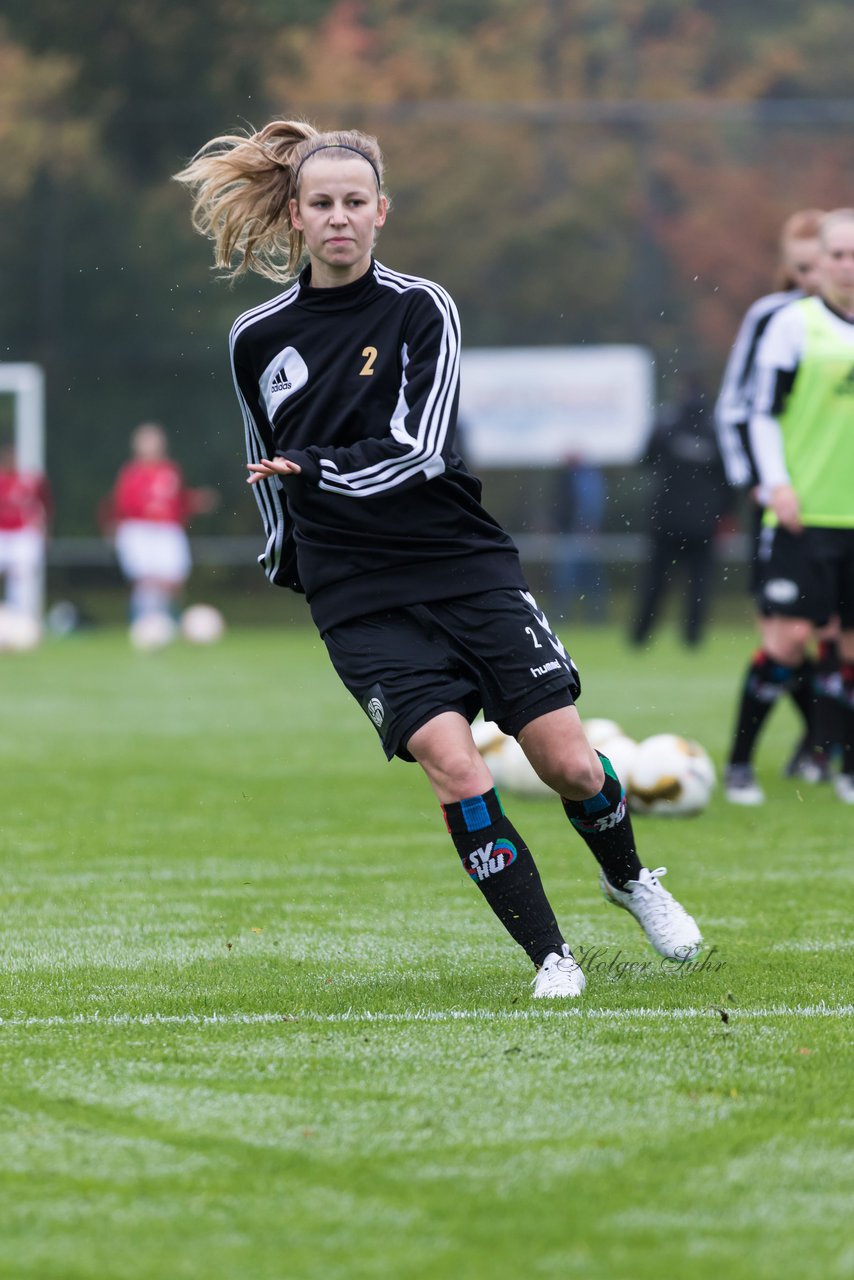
left=464, top=838, right=518, bottom=880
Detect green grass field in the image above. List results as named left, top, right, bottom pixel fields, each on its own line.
left=0, top=622, right=851, bottom=1280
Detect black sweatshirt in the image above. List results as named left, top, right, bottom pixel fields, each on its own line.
left=229, top=259, right=526, bottom=632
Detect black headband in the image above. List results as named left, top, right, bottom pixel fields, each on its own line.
left=294, top=143, right=381, bottom=187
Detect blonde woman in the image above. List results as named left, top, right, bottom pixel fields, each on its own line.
left=175, top=120, right=701, bottom=997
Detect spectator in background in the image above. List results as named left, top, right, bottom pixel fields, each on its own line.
left=0, top=442, right=51, bottom=621
left=629, top=376, right=730, bottom=648
left=100, top=422, right=218, bottom=623
left=551, top=454, right=609, bottom=624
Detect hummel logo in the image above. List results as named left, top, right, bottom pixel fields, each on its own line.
left=531, top=659, right=561, bottom=678
left=270, top=366, right=292, bottom=393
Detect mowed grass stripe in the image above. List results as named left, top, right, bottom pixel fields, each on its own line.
left=1, top=1002, right=851, bottom=1027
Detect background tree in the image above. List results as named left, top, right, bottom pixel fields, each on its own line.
left=0, top=0, right=852, bottom=534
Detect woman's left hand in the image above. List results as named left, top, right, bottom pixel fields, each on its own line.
left=247, top=457, right=302, bottom=485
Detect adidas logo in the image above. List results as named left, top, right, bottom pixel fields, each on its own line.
left=270, top=366, right=292, bottom=393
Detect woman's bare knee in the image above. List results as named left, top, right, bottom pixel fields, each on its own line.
left=762, top=616, right=812, bottom=666
left=518, top=710, right=604, bottom=799
left=547, top=745, right=604, bottom=800
left=407, top=712, right=493, bottom=804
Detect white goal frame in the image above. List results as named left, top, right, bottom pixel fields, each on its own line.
left=0, top=362, right=46, bottom=616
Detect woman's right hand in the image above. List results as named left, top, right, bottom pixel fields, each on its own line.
left=770, top=483, right=803, bottom=533
left=246, top=457, right=302, bottom=485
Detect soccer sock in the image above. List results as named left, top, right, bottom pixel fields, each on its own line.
left=729, top=650, right=794, bottom=766
left=442, top=789, right=565, bottom=967
left=561, top=752, right=643, bottom=890
left=788, top=655, right=816, bottom=734
left=839, top=662, right=854, bottom=776
left=131, top=582, right=170, bottom=621
left=813, top=639, right=845, bottom=765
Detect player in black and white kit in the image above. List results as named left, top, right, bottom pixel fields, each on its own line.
left=175, top=119, right=701, bottom=996
left=747, top=208, right=854, bottom=804
left=714, top=209, right=842, bottom=804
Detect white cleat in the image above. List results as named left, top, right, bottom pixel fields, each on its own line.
left=600, top=866, right=703, bottom=960
left=724, top=763, right=765, bottom=806
left=532, top=946, right=587, bottom=998
left=833, top=773, right=854, bottom=804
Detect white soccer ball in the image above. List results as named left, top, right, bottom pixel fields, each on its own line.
left=628, top=732, right=716, bottom=817
left=0, top=606, right=41, bottom=652
left=471, top=719, right=552, bottom=798
left=180, top=603, right=225, bottom=645
left=470, top=717, right=508, bottom=755
left=488, top=734, right=553, bottom=798
left=582, top=717, right=624, bottom=750
left=598, top=732, right=640, bottom=789
left=129, top=612, right=177, bottom=651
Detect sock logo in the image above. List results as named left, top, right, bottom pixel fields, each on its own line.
left=570, top=795, right=627, bottom=834
left=464, top=838, right=517, bottom=880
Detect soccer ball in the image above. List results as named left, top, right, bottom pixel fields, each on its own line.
left=627, top=733, right=716, bottom=817
left=487, top=734, right=553, bottom=798
left=598, top=732, right=640, bottom=789
left=582, top=718, right=640, bottom=788
left=582, top=717, right=624, bottom=750
left=470, top=717, right=508, bottom=756
left=129, top=612, right=177, bottom=651
left=0, top=606, right=41, bottom=652
left=180, top=603, right=225, bottom=645
left=471, top=719, right=552, bottom=798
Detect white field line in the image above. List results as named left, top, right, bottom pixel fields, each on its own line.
left=0, top=1004, right=851, bottom=1029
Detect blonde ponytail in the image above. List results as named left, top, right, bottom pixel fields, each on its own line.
left=174, top=119, right=386, bottom=284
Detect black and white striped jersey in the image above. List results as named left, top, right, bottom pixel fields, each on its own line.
left=713, top=289, right=803, bottom=488
left=229, top=259, right=525, bottom=631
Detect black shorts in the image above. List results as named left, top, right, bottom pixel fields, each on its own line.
left=322, top=588, right=582, bottom=761
left=756, top=524, right=854, bottom=627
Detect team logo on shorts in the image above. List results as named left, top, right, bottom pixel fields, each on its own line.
left=531, top=659, right=561, bottom=678
left=366, top=697, right=385, bottom=727
left=764, top=577, right=799, bottom=606
left=464, top=838, right=517, bottom=881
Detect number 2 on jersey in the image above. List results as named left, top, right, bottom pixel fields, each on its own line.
left=360, top=346, right=378, bottom=376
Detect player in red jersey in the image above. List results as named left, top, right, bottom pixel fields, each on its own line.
left=101, top=423, right=218, bottom=623
left=0, top=443, right=51, bottom=621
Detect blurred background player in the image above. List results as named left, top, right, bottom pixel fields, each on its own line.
left=629, top=373, right=729, bottom=648
left=714, top=209, right=843, bottom=803
left=550, top=453, right=609, bottom=625
left=0, top=441, right=51, bottom=624
left=745, top=207, right=854, bottom=804
left=101, top=422, right=218, bottom=625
